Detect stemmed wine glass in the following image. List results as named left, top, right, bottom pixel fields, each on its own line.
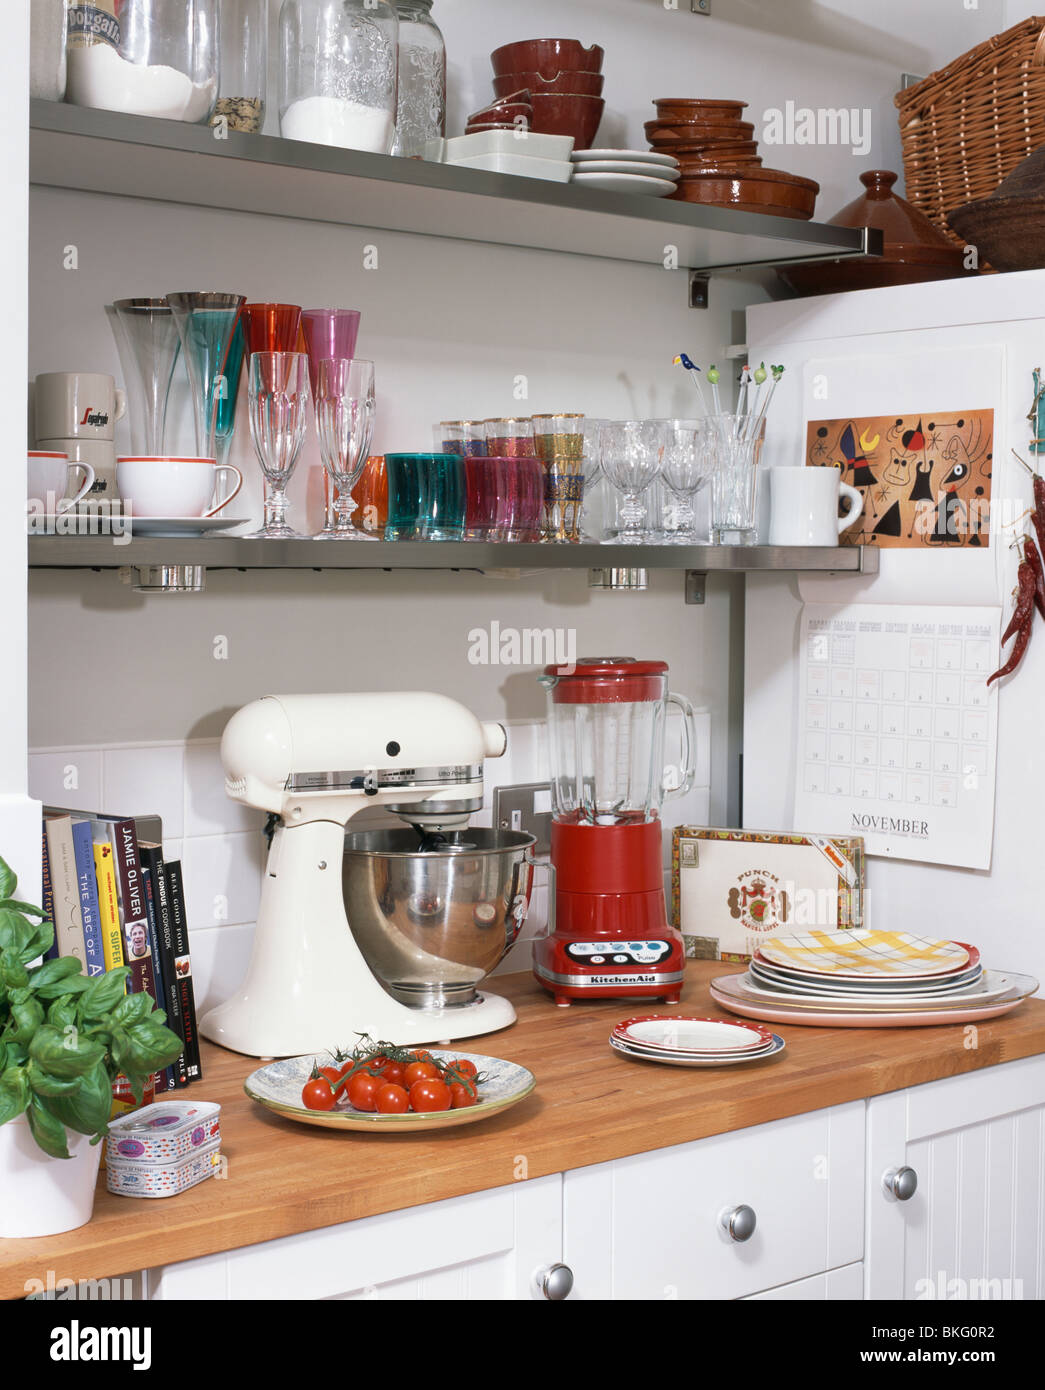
left=579, top=417, right=607, bottom=541
left=600, top=420, right=668, bottom=543
left=244, top=351, right=311, bottom=539
left=313, top=358, right=376, bottom=540
left=662, top=418, right=713, bottom=543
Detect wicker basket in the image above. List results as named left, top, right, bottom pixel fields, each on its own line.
left=895, top=15, right=1045, bottom=245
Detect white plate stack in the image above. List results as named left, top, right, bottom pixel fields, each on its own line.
left=609, top=1014, right=785, bottom=1067
left=571, top=148, right=681, bottom=197
left=710, top=929, right=1038, bottom=1029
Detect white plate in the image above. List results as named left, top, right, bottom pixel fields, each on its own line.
left=614, top=1014, right=772, bottom=1052
left=749, top=960, right=984, bottom=997
left=736, top=969, right=1021, bottom=1010
left=571, top=171, right=677, bottom=197
left=571, top=148, right=680, bottom=169
left=610, top=1033, right=785, bottom=1067
left=571, top=159, right=681, bottom=180
left=128, top=515, right=249, bottom=537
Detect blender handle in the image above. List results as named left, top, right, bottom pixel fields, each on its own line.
left=664, top=692, right=698, bottom=801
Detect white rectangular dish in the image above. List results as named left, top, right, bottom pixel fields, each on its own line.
left=446, top=152, right=572, bottom=182
left=426, top=131, right=575, bottom=162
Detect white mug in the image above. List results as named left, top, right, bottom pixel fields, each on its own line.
left=34, top=373, right=127, bottom=443
left=27, top=451, right=97, bottom=513
left=767, top=466, right=864, bottom=546
left=116, top=456, right=243, bottom=519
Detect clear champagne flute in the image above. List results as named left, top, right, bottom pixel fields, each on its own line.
left=244, top=351, right=311, bottom=539
left=314, top=358, right=376, bottom=540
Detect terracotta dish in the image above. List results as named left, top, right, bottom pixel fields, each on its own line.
left=493, top=70, right=604, bottom=98
left=779, top=169, right=974, bottom=295
left=672, top=169, right=819, bottom=219
left=948, top=145, right=1045, bottom=272
left=491, top=39, right=604, bottom=78
left=646, top=120, right=756, bottom=144
left=654, top=98, right=748, bottom=119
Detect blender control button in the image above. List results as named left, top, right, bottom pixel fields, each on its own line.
left=612, top=954, right=629, bottom=964
left=590, top=955, right=606, bottom=965
left=629, top=942, right=643, bottom=951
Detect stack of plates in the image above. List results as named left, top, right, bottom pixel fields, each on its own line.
left=710, top=929, right=1038, bottom=1028
left=571, top=149, right=680, bottom=197
left=610, top=1014, right=785, bottom=1067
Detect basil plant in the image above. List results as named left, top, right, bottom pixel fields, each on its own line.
left=0, top=856, right=183, bottom=1158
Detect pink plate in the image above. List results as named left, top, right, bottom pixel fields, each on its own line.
left=710, top=973, right=1031, bottom=1028
left=613, top=1014, right=773, bottom=1053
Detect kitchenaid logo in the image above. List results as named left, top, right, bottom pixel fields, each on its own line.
left=762, top=101, right=872, bottom=156
left=78, top=405, right=110, bottom=428
left=851, top=813, right=929, bottom=838
left=467, top=621, right=576, bottom=671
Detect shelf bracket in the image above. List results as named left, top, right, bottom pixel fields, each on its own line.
left=691, top=0, right=712, bottom=13
left=685, top=570, right=707, bottom=605
left=689, top=272, right=710, bottom=309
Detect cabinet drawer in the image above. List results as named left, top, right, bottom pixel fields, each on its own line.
left=565, top=1101, right=864, bottom=1300
left=742, top=1262, right=864, bottom=1300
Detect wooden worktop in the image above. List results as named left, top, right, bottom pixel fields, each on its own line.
left=3, top=964, right=1045, bottom=1298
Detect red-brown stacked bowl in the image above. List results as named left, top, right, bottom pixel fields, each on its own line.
left=487, top=39, right=605, bottom=150
left=647, top=98, right=819, bottom=219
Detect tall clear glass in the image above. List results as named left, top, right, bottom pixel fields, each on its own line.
left=709, top=413, right=766, bottom=546
left=661, top=418, right=713, bottom=544
left=600, top=420, right=668, bottom=544
left=212, top=0, right=268, bottom=133
left=279, top=0, right=399, bottom=153
left=106, top=298, right=181, bottom=457
left=166, top=292, right=246, bottom=461
left=391, top=0, right=446, bottom=158
left=244, top=352, right=311, bottom=539
left=314, top=358, right=376, bottom=540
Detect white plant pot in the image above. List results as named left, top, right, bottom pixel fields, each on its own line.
left=0, top=1115, right=103, bottom=1238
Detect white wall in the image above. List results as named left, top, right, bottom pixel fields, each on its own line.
left=744, top=271, right=1045, bottom=985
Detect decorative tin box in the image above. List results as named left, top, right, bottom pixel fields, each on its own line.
left=105, top=1101, right=222, bottom=1197
left=671, top=827, right=865, bottom=963
left=106, top=1147, right=223, bottom=1199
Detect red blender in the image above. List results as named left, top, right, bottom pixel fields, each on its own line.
left=533, top=658, right=696, bottom=1005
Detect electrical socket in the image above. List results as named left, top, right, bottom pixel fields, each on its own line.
left=493, top=782, right=552, bottom=855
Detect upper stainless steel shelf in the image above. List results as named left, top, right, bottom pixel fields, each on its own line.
left=27, top=536, right=880, bottom=574
left=29, top=101, right=880, bottom=273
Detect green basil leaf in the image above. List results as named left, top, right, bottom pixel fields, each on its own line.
left=34, top=971, right=89, bottom=1000
left=0, top=1065, right=29, bottom=1125
left=26, top=1094, right=70, bottom=1159
left=0, top=858, right=16, bottom=901
left=0, top=955, right=28, bottom=990
left=79, top=966, right=130, bottom=1019
left=5, top=996, right=45, bottom=1046
left=46, top=995, right=78, bottom=1033
left=0, top=909, right=31, bottom=959
left=46, top=1058, right=112, bottom=1139
left=27, top=1059, right=82, bottom=1098
left=113, top=990, right=156, bottom=1026
left=25, top=916, right=56, bottom=963
left=1, top=899, right=48, bottom=919
left=28, top=1024, right=105, bottom=1078
left=29, top=956, right=83, bottom=992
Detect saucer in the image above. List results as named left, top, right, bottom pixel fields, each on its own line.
left=127, top=516, right=249, bottom=537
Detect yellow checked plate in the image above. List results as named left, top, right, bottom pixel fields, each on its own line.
left=758, top=929, right=970, bottom=979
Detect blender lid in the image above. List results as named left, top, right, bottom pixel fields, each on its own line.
left=543, top=657, right=669, bottom=703
left=543, top=657, right=669, bottom=678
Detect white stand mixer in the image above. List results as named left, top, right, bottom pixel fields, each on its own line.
left=199, top=692, right=513, bottom=1057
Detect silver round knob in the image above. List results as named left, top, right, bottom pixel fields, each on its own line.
left=883, top=1166, right=918, bottom=1201
left=538, top=1263, right=574, bottom=1300
left=721, top=1204, right=757, bottom=1242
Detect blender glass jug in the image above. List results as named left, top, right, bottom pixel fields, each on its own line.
left=541, top=658, right=695, bottom=826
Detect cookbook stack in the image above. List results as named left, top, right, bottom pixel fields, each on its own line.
left=710, top=929, right=1038, bottom=1028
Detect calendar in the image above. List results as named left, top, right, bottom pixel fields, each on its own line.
left=794, top=604, right=1001, bottom=869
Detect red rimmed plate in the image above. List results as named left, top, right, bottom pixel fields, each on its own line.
left=612, top=1014, right=773, bottom=1054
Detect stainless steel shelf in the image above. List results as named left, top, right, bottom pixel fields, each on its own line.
left=27, top=536, right=880, bottom=574
left=29, top=101, right=881, bottom=274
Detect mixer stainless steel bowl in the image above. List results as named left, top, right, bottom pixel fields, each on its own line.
left=342, top=828, right=538, bottom=1007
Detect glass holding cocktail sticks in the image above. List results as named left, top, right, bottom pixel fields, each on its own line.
left=244, top=351, right=311, bottom=539
left=708, top=412, right=766, bottom=546
left=313, top=358, right=376, bottom=540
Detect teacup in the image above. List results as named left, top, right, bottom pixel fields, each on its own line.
left=27, top=450, right=97, bottom=513
left=116, top=456, right=243, bottom=519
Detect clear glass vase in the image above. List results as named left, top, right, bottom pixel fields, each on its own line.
left=279, top=0, right=399, bottom=154
left=392, top=0, right=446, bottom=158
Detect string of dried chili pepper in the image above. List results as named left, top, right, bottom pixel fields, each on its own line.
left=989, top=561, right=1036, bottom=685
left=1023, top=535, right=1045, bottom=620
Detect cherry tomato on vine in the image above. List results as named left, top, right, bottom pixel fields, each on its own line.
left=376, top=1060, right=407, bottom=1087
left=301, top=1078, right=336, bottom=1111
left=451, top=1059, right=479, bottom=1083
left=374, top=1083, right=410, bottom=1114
left=404, top=1060, right=440, bottom=1089
left=409, top=1078, right=452, bottom=1113
left=449, top=1082, right=478, bottom=1109
left=317, top=1066, right=341, bottom=1087
left=346, top=1071, right=383, bottom=1112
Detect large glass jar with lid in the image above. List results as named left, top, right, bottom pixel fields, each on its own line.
left=391, top=0, right=445, bottom=158
left=212, top=0, right=268, bottom=133
left=30, top=0, right=68, bottom=101
left=279, top=0, right=399, bottom=154
left=65, top=0, right=218, bottom=123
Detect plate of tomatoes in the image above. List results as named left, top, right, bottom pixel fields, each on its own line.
left=244, top=1037, right=536, bottom=1132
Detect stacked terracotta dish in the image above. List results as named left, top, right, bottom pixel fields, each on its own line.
left=482, top=38, right=606, bottom=150
left=709, top=929, right=1038, bottom=1029
left=646, top=97, right=819, bottom=219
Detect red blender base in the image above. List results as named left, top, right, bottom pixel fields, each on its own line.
left=533, top=820, right=686, bottom=1006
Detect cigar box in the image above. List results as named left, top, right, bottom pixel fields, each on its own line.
left=671, top=827, right=865, bottom=963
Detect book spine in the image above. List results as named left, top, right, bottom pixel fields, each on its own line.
left=44, top=816, right=85, bottom=967
left=70, top=821, right=106, bottom=978
left=140, top=865, right=175, bottom=1093
left=104, top=818, right=156, bottom=1002
left=148, top=854, right=189, bottom=1088
left=165, top=861, right=202, bottom=1082
left=93, top=842, right=126, bottom=974
left=41, top=827, right=58, bottom=961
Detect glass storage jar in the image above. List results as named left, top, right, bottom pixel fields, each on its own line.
left=391, top=0, right=445, bottom=158
left=65, top=0, right=218, bottom=123
left=211, top=0, right=268, bottom=133
left=279, top=0, right=399, bottom=154
left=30, top=0, right=68, bottom=101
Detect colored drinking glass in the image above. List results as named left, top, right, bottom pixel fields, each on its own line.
left=241, top=302, right=303, bottom=357
left=464, top=455, right=506, bottom=540
left=166, top=292, right=246, bottom=461
left=385, top=453, right=428, bottom=540
left=300, top=309, right=362, bottom=394
left=502, top=456, right=543, bottom=542
left=423, top=453, right=466, bottom=539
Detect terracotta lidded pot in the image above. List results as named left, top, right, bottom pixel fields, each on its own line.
left=778, top=169, right=973, bottom=295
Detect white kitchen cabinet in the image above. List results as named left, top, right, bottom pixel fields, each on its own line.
left=865, top=1053, right=1045, bottom=1300
left=144, top=1175, right=562, bottom=1301
left=742, top=1262, right=864, bottom=1300
left=562, top=1102, right=865, bottom=1300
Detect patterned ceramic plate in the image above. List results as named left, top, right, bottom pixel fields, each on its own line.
left=613, top=1014, right=773, bottom=1053
left=609, top=1032, right=785, bottom=1067
left=758, top=930, right=972, bottom=979
left=732, top=969, right=1028, bottom=1010
left=244, top=1049, right=535, bottom=1132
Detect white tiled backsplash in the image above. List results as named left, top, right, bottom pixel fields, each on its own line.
left=29, top=715, right=711, bottom=1008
